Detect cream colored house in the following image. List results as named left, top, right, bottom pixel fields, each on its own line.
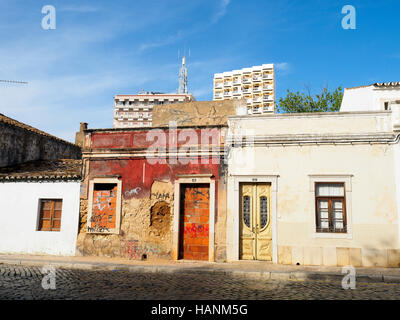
left=226, top=102, right=400, bottom=267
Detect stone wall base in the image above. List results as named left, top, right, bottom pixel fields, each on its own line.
left=278, top=245, right=400, bottom=268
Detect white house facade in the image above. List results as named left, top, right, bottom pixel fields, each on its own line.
left=0, top=160, right=81, bottom=256
left=340, top=82, right=400, bottom=112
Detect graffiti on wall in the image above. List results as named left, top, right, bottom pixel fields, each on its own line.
left=122, top=240, right=166, bottom=260
left=88, top=185, right=117, bottom=233
left=124, top=187, right=142, bottom=198
left=183, top=223, right=209, bottom=238
left=150, top=191, right=171, bottom=201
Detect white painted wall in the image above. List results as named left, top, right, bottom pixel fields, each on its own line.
left=341, top=85, right=400, bottom=112
left=0, top=181, right=80, bottom=256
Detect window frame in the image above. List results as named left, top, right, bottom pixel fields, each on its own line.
left=87, top=177, right=122, bottom=235
left=314, top=182, right=347, bottom=234
left=308, top=175, right=353, bottom=239
left=37, top=199, right=63, bottom=232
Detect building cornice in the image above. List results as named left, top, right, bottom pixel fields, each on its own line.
left=226, top=133, right=400, bottom=147
left=228, top=110, right=391, bottom=121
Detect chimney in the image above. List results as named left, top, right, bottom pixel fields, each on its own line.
left=75, top=122, right=88, bottom=147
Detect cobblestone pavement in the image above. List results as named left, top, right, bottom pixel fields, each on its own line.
left=1, top=263, right=400, bottom=300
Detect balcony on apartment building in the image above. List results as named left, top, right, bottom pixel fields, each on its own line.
left=263, top=95, right=273, bottom=101
left=214, top=81, right=223, bottom=89
left=253, top=97, right=262, bottom=103
left=252, top=106, right=262, bottom=114
left=253, top=86, right=261, bottom=93
left=233, top=78, right=242, bottom=85
left=224, top=81, right=233, bottom=87
left=252, top=75, right=262, bottom=82
left=223, top=90, right=232, bottom=97
left=242, top=87, right=252, bottom=94
left=263, top=104, right=273, bottom=112
left=214, top=89, right=223, bottom=98
left=263, top=84, right=274, bottom=91
left=242, top=77, right=252, bottom=84
left=233, top=89, right=242, bottom=95
left=263, top=73, right=273, bottom=80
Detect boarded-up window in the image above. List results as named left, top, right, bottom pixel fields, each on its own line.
left=38, top=199, right=63, bottom=232
left=88, top=183, right=118, bottom=233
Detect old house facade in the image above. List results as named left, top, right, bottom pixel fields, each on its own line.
left=0, top=114, right=82, bottom=256
left=76, top=124, right=228, bottom=262
left=226, top=101, right=400, bottom=267
left=0, top=160, right=82, bottom=255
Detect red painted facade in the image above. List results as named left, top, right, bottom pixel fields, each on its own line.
left=87, top=128, right=221, bottom=200
left=80, top=126, right=226, bottom=261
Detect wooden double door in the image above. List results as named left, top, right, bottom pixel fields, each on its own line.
left=239, top=183, right=272, bottom=261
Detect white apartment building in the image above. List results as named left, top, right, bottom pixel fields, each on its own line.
left=340, top=82, right=400, bottom=112
left=113, top=92, right=195, bottom=128
left=213, top=64, right=275, bottom=114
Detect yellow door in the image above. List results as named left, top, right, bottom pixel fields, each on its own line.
left=239, top=183, right=272, bottom=261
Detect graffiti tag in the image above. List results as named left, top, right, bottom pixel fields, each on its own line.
left=124, top=187, right=142, bottom=197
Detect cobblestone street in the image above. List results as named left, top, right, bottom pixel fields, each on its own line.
left=1, top=264, right=400, bottom=300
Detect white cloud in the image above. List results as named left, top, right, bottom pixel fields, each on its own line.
left=212, top=0, right=231, bottom=23
left=139, top=0, right=232, bottom=52
left=275, top=62, right=291, bottom=75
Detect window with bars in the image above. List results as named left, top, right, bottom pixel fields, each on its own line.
left=37, top=199, right=63, bottom=231
left=315, top=183, right=346, bottom=233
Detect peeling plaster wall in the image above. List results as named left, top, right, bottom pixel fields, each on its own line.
left=77, top=180, right=174, bottom=259
left=152, top=99, right=242, bottom=127
left=0, top=121, right=81, bottom=168
left=78, top=126, right=226, bottom=261
left=77, top=157, right=226, bottom=261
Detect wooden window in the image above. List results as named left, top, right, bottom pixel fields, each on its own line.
left=38, top=199, right=63, bottom=232
left=315, top=183, right=346, bottom=233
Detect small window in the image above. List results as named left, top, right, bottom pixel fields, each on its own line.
left=315, top=183, right=346, bottom=233
left=38, top=199, right=63, bottom=232
left=384, top=102, right=390, bottom=111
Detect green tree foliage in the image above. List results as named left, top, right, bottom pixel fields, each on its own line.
left=276, top=86, right=343, bottom=113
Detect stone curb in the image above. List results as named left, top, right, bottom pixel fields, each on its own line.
left=1, top=257, right=400, bottom=284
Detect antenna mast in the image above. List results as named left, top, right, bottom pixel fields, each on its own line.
left=178, top=56, right=188, bottom=94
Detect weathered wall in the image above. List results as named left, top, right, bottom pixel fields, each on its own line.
left=152, top=99, right=243, bottom=127
left=77, top=179, right=175, bottom=260
left=0, top=116, right=81, bottom=168
left=77, top=127, right=227, bottom=261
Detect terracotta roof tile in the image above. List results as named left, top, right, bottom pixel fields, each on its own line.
left=0, top=159, right=82, bottom=182
left=374, top=82, right=400, bottom=88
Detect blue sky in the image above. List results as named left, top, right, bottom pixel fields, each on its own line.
left=0, top=0, right=399, bottom=142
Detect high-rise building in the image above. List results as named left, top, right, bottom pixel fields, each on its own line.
left=213, top=64, right=275, bottom=114
left=113, top=57, right=195, bottom=128
left=113, top=92, right=196, bottom=128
